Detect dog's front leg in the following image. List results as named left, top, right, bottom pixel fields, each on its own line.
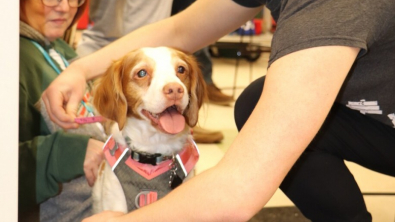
left=92, top=161, right=128, bottom=213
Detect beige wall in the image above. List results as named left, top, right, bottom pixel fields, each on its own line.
left=0, top=1, right=19, bottom=221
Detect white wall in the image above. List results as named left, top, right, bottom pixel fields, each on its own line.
left=0, top=1, right=19, bottom=221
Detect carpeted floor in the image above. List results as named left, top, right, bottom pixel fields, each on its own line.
left=248, top=207, right=311, bottom=222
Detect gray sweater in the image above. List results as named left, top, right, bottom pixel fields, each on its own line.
left=76, top=0, right=173, bottom=57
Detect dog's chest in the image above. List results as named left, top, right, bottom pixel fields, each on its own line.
left=102, top=135, right=199, bottom=211
left=114, top=155, right=176, bottom=211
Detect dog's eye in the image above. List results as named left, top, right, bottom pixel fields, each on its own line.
left=177, top=66, right=186, bottom=74
left=137, top=69, right=147, bottom=78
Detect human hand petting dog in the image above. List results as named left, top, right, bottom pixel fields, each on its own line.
left=42, top=64, right=87, bottom=129
left=82, top=211, right=125, bottom=222
left=84, top=139, right=105, bottom=186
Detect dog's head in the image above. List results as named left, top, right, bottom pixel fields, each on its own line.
left=93, top=47, right=206, bottom=135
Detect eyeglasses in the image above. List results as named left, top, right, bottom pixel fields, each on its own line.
left=42, top=0, right=86, bottom=8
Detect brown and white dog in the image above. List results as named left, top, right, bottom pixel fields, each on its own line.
left=91, top=47, right=206, bottom=213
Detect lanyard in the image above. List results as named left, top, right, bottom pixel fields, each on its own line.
left=30, top=39, right=104, bottom=126
left=30, top=40, right=69, bottom=74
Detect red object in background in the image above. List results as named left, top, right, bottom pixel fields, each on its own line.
left=77, top=3, right=90, bottom=30
left=253, top=19, right=262, bottom=35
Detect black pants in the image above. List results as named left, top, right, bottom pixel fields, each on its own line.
left=234, top=76, right=395, bottom=222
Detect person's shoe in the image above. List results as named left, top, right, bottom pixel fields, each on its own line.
left=206, top=83, right=234, bottom=106
left=192, top=126, right=224, bottom=143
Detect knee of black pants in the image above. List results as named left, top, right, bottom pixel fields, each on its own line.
left=280, top=150, right=372, bottom=222
left=234, top=76, right=265, bottom=131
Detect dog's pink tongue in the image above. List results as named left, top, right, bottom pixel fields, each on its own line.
left=159, top=108, right=185, bottom=134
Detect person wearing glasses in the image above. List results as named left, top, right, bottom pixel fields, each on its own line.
left=19, top=0, right=104, bottom=221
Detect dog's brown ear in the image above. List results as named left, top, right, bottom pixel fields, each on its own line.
left=92, top=59, right=128, bottom=130
left=184, top=55, right=207, bottom=127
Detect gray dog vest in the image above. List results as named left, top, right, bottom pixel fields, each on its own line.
left=102, top=135, right=199, bottom=211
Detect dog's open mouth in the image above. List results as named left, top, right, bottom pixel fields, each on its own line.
left=142, top=105, right=185, bottom=135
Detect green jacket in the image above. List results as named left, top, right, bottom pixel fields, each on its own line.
left=19, top=36, right=90, bottom=214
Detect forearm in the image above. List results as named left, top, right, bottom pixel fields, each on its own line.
left=73, top=0, right=261, bottom=81
left=115, top=165, right=257, bottom=222
left=111, top=94, right=323, bottom=221
left=117, top=96, right=328, bottom=221
left=71, top=19, right=179, bottom=80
